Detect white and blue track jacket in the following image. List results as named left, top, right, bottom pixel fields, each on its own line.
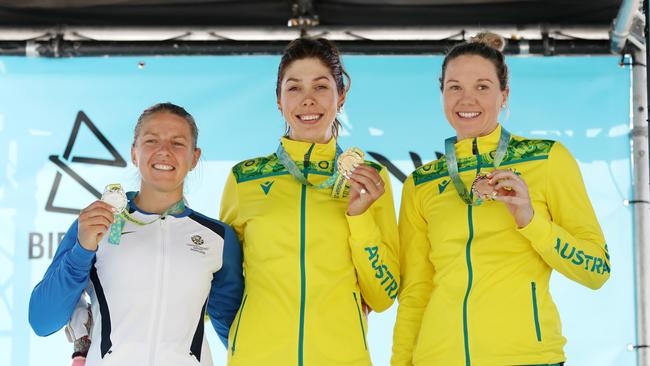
left=29, top=194, right=244, bottom=366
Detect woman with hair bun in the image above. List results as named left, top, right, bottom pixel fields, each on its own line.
left=392, top=32, right=610, bottom=366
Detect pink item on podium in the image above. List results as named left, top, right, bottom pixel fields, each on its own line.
left=71, top=356, right=86, bottom=366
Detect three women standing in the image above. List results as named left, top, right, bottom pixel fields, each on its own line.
left=29, top=34, right=610, bottom=366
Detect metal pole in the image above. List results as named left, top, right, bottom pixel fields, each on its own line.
left=633, top=42, right=650, bottom=364
left=612, top=0, right=642, bottom=53
left=0, top=39, right=613, bottom=57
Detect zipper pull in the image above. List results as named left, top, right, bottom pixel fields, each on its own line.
left=303, top=153, right=310, bottom=169
left=304, top=143, right=315, bottom=170
left=472, top=138, right=479, bottom=155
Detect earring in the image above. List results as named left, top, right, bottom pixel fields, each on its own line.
left=500, top=103, right=510, bottom=121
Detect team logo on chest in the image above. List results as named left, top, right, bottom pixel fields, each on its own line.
left=260, top=180, right=274, bottom=195
left=187, top=234, right=208, bottom=254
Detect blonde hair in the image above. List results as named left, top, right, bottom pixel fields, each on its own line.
left=470, top=32, right=506, bottom=52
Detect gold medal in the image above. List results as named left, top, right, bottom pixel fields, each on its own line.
left=471, top=174, right=497, bottom=202
left=101, top=183, right=127, bottom=213
left=337, top=147, right=364, bottom=178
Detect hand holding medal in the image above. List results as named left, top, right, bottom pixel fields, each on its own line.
left=471, top=174, right=498, bottom=203
left=338, top=147, right=385, bottom=216
left=101, top=184, right=129, bottom=245
left=488, top=169, right=534, bottom=228
left=76, top=184, right=121, bottom=251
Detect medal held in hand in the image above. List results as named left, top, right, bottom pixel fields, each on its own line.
left=471, top=174, right=497, bottom=204
left=102, top=184, right=127, bottom=213
left=337, top=147, right=364, bottom=178
left=444, top=127, right=511, bottom=206
left=102, top=183, right=128, bottom=245
left=332, top=147, right=364, bottom=198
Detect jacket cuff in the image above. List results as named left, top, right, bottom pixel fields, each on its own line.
left=517, top=211, right=553, bottom=250
left=346, top=210, right=378, bottom=245
left=68, top=240, right=96, bottom=270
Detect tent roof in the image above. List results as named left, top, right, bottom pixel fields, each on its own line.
left=0, top=0, right=631, bottom=56
left=0, top=0, right=623, bottom=27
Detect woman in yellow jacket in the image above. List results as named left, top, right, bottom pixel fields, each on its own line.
left=392, top=33, right=610, bottom=366
left=220, top=37, right=399, bottom=366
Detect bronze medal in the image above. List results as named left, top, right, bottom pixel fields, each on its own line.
left=471, top=174, right=497, bottom=202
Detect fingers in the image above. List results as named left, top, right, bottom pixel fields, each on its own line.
left=349, top=178, right=373, bottom=198
left=79, top=201, right=115, bottom=225
left=493, top=194, right=526, bottom=204
left=349, top=166, right=384, bottom=199
left=488, top=170, right=524, bottom=185
left=83, top=217, right=113, bottom=232
left=351, top=165, right=384, bottom=189
left=488, top=170, right=528, bottom=196
left=493, top=179, right=520, bottom=192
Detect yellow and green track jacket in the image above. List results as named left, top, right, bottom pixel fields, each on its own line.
left=220, top=137, right=400, bottom=366
left=392, top=125, right=610, bottom=366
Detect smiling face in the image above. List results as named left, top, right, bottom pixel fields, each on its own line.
left=442, top=54, right=509, bottom=140
left=277, top=57, right=345, bottom=144
left=131, top=112, right=201, bottom=196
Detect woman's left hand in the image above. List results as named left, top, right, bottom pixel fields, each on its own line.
left=489, top=169, right=534, bottom=228
left=347, top=165, right=385, bottom=216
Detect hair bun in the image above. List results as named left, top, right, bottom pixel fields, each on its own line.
left=470, top=32, right=506, bottom=52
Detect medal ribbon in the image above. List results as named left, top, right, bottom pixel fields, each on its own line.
left=444, top=127, right=511, bottom=205
left=108, top=196, right=186, bottom=245
left=276, top=142, right=343, bottom=189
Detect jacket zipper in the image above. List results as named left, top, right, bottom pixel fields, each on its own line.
left=298, top=144, right=315, bottom=366
left=231, top=294, right=248, bottom=355
left=531, top=282, right=542, bottom=342
left=462, top=138, right=480, bottom=366
left=149, top=217, right=167, bottom=366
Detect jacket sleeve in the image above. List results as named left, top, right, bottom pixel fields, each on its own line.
left=29, top=220, right=96, bottom=336
left=518, top=141, right=610, bottom=290
left=207, top=224, right=244, bottom=348
left=347, top=166, right=400, bottom=313
left=391, top=174, right=434, bottom=366
left=220, top=170, right=244, bottom=242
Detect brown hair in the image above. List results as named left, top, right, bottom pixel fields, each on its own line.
left=276, top=37, right=351, bottom=137
left=133, top=102, right=199, bottom=149
left=440, top=32, right=509, bottom=91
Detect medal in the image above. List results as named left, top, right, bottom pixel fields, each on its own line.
left=101, top=183, right=127, bottom=213
left=471, top=174, right=497, bottom=204
left=444, top=127, right=511, bottom=206
left=102, top=183, right=128, bottom=245
left=337, top=147, right=364, bottom=178
left=275, top=141, right=365, bottom=199
left=332, top=147, right=365, bottom=198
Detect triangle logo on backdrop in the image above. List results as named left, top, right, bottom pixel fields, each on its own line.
left=45, top=111, right=127, bottom=215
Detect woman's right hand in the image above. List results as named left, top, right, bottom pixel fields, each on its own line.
left=77, top=201, right=115, bottom=251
